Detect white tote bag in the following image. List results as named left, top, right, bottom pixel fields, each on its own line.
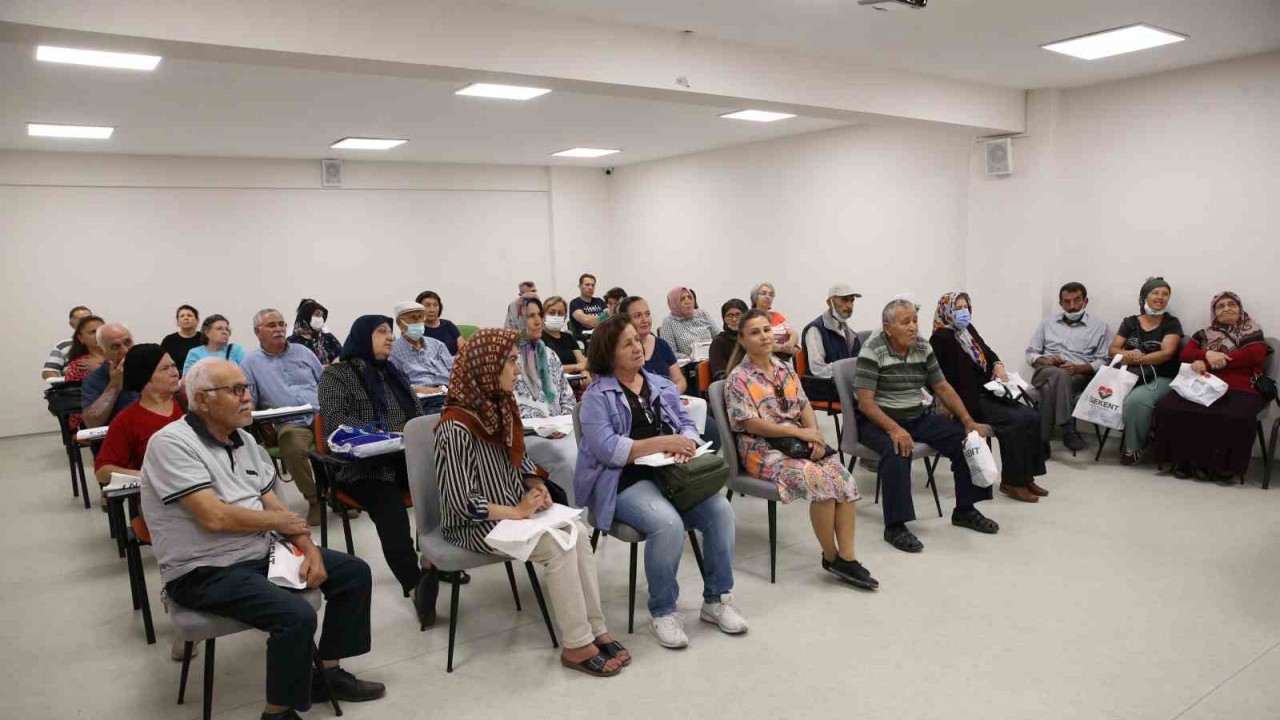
left=962, top=431, right=999, bottom=489
left=484, top=504, right=584, bottom=562
left=1072, top=355, right=1139, bottom=431
left=1169, top=363, right=1228, bottom=407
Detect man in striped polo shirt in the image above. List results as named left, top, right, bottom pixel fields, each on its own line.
left=41, top=305, right=93, bottom=379
left=853, top=298, right=999, bottom=553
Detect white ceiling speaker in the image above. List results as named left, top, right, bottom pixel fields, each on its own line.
left=985, top=138, right=1012, bottom=177
left=321, top=158, right=342, bottom=187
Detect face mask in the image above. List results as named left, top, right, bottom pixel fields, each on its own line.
left=405, top=323, right=426, bottom=341
left=309, top=315, right=325, bottom=331
left=544, top=315, right=566, bottom=331
left=831, top=306, right=850, bottom=322
left=1063, top=309, right=1085, bottom=322
left=1143, top=303, right=1166, bottom=317
left=954, top=309, right=972, bottom=329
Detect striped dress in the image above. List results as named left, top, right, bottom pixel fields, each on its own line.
left=436, top=419, right=540, bottom=554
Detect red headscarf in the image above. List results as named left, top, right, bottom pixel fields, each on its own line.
left=438, top=328, right=526, bottom=469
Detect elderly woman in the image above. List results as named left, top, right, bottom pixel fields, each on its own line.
left=540, top=295, right=588, bottom=375
left=63, top=315, right=106, bottom=432
left=288, top=298, right=343, bottom=366
left=415, top=290, right=464, bottom=355
left=1109, top=277, right=1184, bottom=465
left=318, top=315, right=430, bottom=621
left=727, top=310, right=878, bottom=589
left=750, top=282, right=799, bottom=358
left=708, top=299, right=748, bottom=381
left=160, top=305, right=205, bottom=375
left=514, top=297, right=580, bottom=502
left=1153, top=292, right=1270, bottom=480
left=183, top=314, right=246, bottom=374
left=575, top=315, right=746, bottom=650
left=929, top=293, right=1047, bottom=503
left=94, top=344, right=184, bottom=486
left=660, top=286, right=721, bottom=360
left=436, top=329, right=628, bottom=677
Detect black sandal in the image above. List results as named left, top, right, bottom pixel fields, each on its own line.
left=595, top=639, right=631, bottom=667
left=883, top=525, right=924, bottom=553
left=952, top=509, right=1000, bottom=534
left=561, top=651, right=621, bottom=677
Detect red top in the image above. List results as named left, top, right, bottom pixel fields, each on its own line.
left=1180, top=339, right=1267, bottom=394
left=94, top=401, right=185, bottom=472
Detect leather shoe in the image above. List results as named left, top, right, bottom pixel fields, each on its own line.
left=312, top=666, right=385, bottom=703
left=1026, top=480, right=1049, bottom=497
left=999, top=483, right=1038, bottom=503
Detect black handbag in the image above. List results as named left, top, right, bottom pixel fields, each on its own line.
left=1253, top=374, right=1278, bottom=402
left=44, top=382, right=83, bottom=415
left=652, top=453, right=731, bottom=512
left=767, top=436, right=836, bottom=460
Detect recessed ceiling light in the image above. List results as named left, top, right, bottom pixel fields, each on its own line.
left=27, top=123, right=114, bottom=139
left=36, top=45, right=162, bottom=71
left=330, top=137, right=408, bottom=150
left=1042, top=24, right=1187, bottom=60
left=456, top=83, right=552, bottom=100
left=551, top=148, right=621, bottom=158
left=719, top=110, right=797, bottom=123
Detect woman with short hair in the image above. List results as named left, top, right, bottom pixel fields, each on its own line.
left=182, top=314, right=246, bottom=375
left=750, top=282, right=799, bottom=357
left=160, top=305, right=205, bottom=375
left=415, top=290, right=465, bottom=355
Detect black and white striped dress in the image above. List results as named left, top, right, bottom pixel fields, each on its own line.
left=436, top=419, right=539, bottom=554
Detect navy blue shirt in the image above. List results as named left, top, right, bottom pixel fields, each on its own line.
left=569, top=297, right=606, bottom=337
left=424, top=320, right=462, bottom=355
left=81, top=362, right=140, bottom=426
left=643, top=336, right=679, bottom=378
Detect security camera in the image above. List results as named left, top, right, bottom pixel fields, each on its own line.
left=604, top=167, right=614, bottom=175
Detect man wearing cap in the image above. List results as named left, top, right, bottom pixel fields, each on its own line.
left=388, top=301, right=454, bottom=414
left=241, top=309, right=328, bottom=525
left=800, top=284, right=864, bottom=403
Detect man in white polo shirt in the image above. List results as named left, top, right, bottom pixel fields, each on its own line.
left=141, top=358, right=384, bottom=720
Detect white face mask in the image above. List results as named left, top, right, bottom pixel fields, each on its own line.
left=544, top=315, right=567, bottom=331
left=309, top=315, right=325, bottom=331
left=1063, top=309, right=1085, bottom=322
left=1143, top=303, right=1166, bottom=317
left=831, top=306, right=850, bottom=322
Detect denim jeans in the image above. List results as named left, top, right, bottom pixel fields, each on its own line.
left=613, top=480, right=736, bottom=618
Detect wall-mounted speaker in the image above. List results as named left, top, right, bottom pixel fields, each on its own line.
left=321, top=158, right=343, bottom=187
left=985, top=138, right=1012, bottom=177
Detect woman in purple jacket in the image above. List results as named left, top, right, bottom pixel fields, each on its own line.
left=574, top=315, right=747, bottom=650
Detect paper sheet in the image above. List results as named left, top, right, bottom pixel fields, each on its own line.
left=251, top=404, right=313, bottom=420
left=102, top=472, right=141, bottom=495
left=75, top=426, right=109, bottom=442
left=522, top=414, right=574, bottom=437
left=634, top=441, right=714, bottom=467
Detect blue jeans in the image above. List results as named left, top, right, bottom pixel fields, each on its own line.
left=613, top=480, right=736, bottom=618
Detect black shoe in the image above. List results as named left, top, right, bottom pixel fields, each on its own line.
left=414, top=570, right=439, bottom=630
left=261, top=710, right=304, bottom=720
left=440, top=570, right=471, bottom=585
left=951, top=508, right=1000, bottom=534
left=312, top=666, right=386, bottom=703
left=822, top=556, right=879, bottom=590
left=883, top=524, right=923, bottom=553
left=1061, top=429, right=1087, bottom=452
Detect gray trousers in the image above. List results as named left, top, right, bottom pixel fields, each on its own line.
left=1031, top=366, right=1092, bottom=441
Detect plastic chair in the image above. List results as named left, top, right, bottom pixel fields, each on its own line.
left=708, top=380, right=781, bottom=582
left=402, top=414, right=558, bottom=672
left=795, top=348, right=844, bottom=463
left=456, top=324, right=480, bottom=339
left=1257, top=338, right=1279, bottom=488
left=832, top=358, right=943, bottom=517
left=124, top=515, right=156, bottom=644
left=309, top=413, right=412, bottom=555
left=168, top=589, right=341, bottom=720
left=697, top=361, right=712, bottom=396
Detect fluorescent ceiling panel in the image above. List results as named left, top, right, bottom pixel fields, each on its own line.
left=27, top=123, right=114, bottom=139
left=1042, top=24, right=1187, bottom=60
left=330, top=137, right=408, bottom=150
left=456, top=83, right=551, bottom=100
left=719, top=110, right=798, bottom=122
left=551, top=147, right=621, bottom=158
left=36, top=45, right=162, bottom=71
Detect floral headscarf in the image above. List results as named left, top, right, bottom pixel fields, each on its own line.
left=1193, top=291, right=1264, bottom=353
left=933, top=291, right=987, bottom=371
left=440, top=328, right=526, bottom=469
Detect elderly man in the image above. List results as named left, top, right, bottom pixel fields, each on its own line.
left=242, top=309, right=326, bottom=525
left=503, top=280, right=539, bottom=330
left=43, top=305, right=93, bottom=378
left=854, top=298, right=998, bottom=553
left=141, top=359, right=383, bottom=719
left=1025, top=282, right=1112, bottom=453
left=388, top=301, right=454, bottom=414
left=801, top=283, right=864, bottom=403
left=81, top=322, right=139, bottom=428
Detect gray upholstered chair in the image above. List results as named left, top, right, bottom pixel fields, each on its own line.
left=403, top=414, right=557, bottom=672
left=708, top=380, right=781, bottom=583
left=832, top=357, right=943, bottom=517
left=168, top=589, right=339, bottom=720
left=1256, top=337, right=1278, bottom=488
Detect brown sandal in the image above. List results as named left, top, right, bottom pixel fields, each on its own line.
left=595, top=639, right=632, bottom=667
left=561, top=651, right=621, bottom=677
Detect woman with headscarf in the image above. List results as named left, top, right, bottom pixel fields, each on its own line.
left=513, top=298, right=579, bottom=502
left=318, top=315, right=430, bottom=621
left=1152, top=292, right=1270, bottom=480
left=929, top=292, right=1047, bottom=503
left=659, top=286, right=721, bottom=359
left=289, top=298, right=343, bottom=366
left=436, top=329, right=629, bottom=677
left=709, top=299, right=748, bottom=381
left=1109, top=277, right=1184, bottom=465
left=94, top=343, right=184, bottom=487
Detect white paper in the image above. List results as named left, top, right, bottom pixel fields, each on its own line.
left=75, top=426, right=109, bottom=442
left=634, top=441, right=714, bottom=467
left=564, top=373, right=586, bottom=381
left=45, top=376, right=67, bottom=384
left=691, top=341, right=712, bottom=362
left=267, top=538, right=308, bottom=589
left=523, top=414, right=574, bottom=437
left=485, top=504, right=584, bottom=562
left=983, top=372, right=1032, bottom=400
left=415, top=387, right=447, bottom=398
left=251, top=404, right=313, bottom=421
left=102, top=472, right=141, bottom=495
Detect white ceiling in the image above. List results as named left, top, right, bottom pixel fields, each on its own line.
left=0, top=41, right=847, bottom=166
left=497, top=0, right=1280, bottom=89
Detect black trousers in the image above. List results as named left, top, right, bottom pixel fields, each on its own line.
left=165, top=548, right=372, bottom=710
left=857, top=412, right=992, bottom=526
left=341, top=475, right=422, bottom=593
left=978, top=396, right=1047, bottom=486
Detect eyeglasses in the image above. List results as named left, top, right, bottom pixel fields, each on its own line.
left=203, top=384, right=253, bottom=398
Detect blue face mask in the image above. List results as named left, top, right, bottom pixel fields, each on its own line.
left=405, top=323, right=426, bottom=341
left=954, top=309, right=972, bottom=329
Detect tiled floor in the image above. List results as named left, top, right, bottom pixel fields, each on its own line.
left=3, top=422, right=1278, bottom=720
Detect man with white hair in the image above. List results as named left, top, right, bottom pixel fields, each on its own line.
left=141, top=358, right=384, bottom=719
left=241, top=309, right=327, bottom=525
left=81, top=322, right=139, bottom=428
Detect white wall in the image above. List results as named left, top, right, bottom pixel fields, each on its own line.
left=0, top=153, right=609, bottom=437
left=607, top=122, right=973, bottom=334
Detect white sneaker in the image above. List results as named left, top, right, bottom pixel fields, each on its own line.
left=700, top=593, right=749, bottom=634
left=650, top=613, right=689, bottom=649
